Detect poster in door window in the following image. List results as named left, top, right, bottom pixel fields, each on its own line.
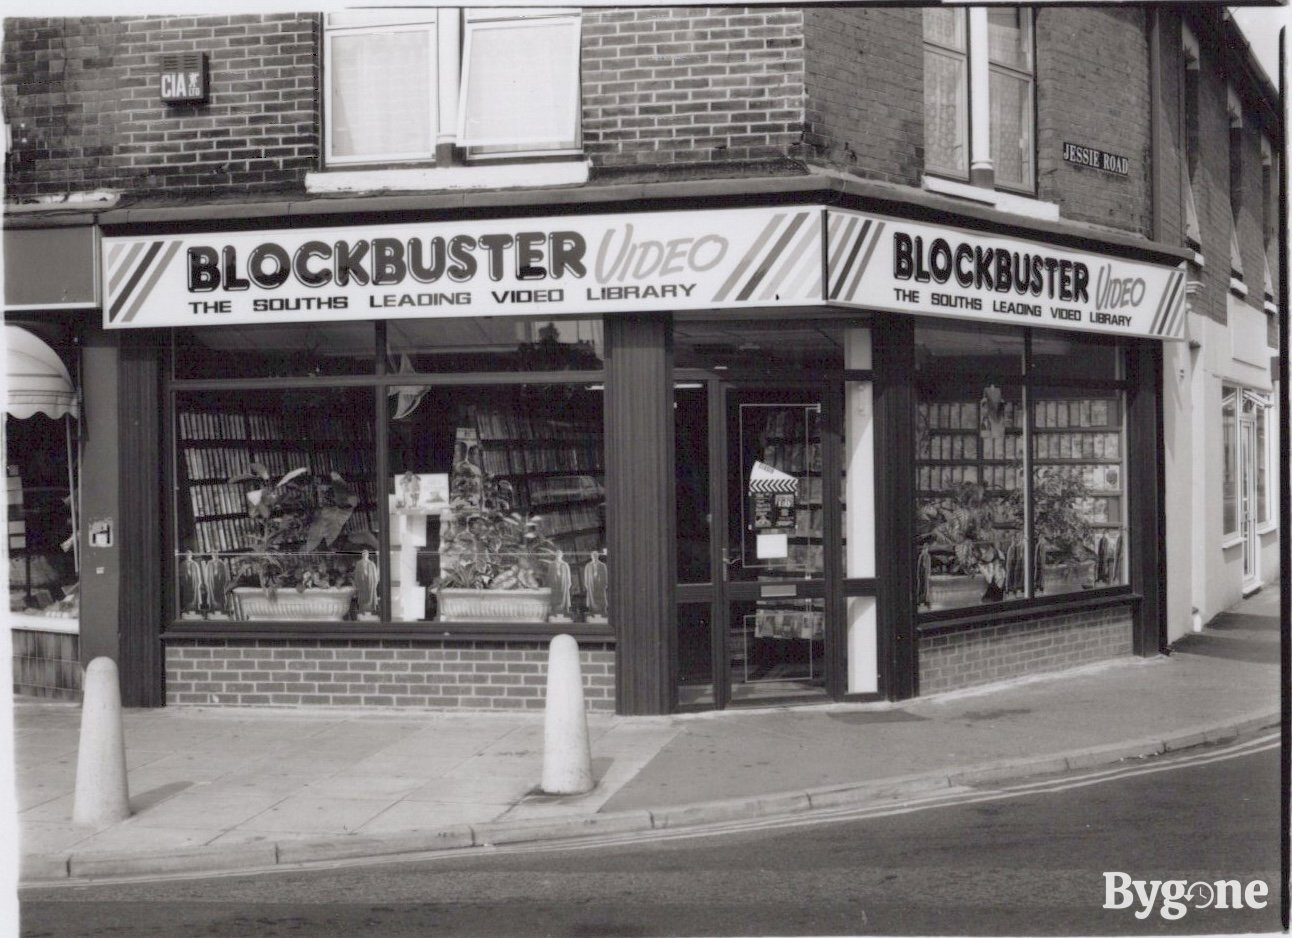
left=739, top=404, right=820, bottom=571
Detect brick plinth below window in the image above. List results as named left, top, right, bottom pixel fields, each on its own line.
left=918, top=605, right=1134, bottom=695
left=164, top=639, right=616, bottom=711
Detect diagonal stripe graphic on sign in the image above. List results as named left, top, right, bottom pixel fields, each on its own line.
left=1152, top=270, right=1183, bottom=336
left=825, top=214, right=859, bottom=287
left=107, top=241, right=127, bottom=269
left=108, top=241, right=164, bottom=323
left=108, top=241, right=145, bottom=295
left=785, top=231, right=827, bottom=303
left=1149, top=269, right=1181, bottom=336
left=737, top=211, right=809, bottom=301
left=841, top=220, right=884, bottom=302
left=1159, top=272, right=1188, bottom=338
left=120, top=240, right=183, bottom=324
left=713, top=213, right=786, bottom=302
left=757, top=212, right=820, bottom=302
left=829, top=219, right=872, bottom=300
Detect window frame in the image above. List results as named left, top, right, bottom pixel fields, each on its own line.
left=320, top=7, right=584, bottom=171
left=922, top=7, right=1037, bottom=195
left=922, top=9, right=971, bottom=182
left=456, top=8, right=583, bottom=157
left=322, top=12, right=440, bottom=168
left=985, top=8, right=1036, bottom=194
left=1220, top=387, right=1239, bottom=542
left=162, top=319, right=612, bottom=641
left=914, top=324, right=1135, bottom=626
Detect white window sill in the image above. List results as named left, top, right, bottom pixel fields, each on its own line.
left=1264, top=299, right=1277, bottom=315
left=10, top=611, right=79, bottom=634
left=306, top=159, right=590, bottom=195
left=1188, top=251, right=1206, bottom=268
left=921, top=175, right=1061, bottom=221
left=1256, top=522, right=1278, bottom=536
left=1229, top=277, right=1248, bottom=298
left=1220, top=534, right=1244, bottom=549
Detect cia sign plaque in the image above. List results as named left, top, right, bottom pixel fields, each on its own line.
left=159, top=53, right=209, bottom=104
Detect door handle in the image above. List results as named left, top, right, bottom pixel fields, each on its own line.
left=720, top=547, right=739, bottom=580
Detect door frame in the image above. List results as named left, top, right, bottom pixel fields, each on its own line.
left=1238, top=409, right=1260, bottom=589
left=673, top=372, right=845, bottom=709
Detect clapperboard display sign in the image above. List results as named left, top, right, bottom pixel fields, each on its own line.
left=748, top=461, right=798, bottom=561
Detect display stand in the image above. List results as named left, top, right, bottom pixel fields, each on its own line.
left=392, top=508, right=429, bottom=622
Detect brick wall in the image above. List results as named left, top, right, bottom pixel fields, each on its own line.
left=2, top=14, right=319, bottom=199
left=165, top=639, right=616, bottom=711
left=1183, top=10, right=1243, bottom=328
left=582, top=6, right=805, bottom=169
left=801, top=7, right=922, bottom=186
left=12, top=628, right=82, bottom=700
left=1036, top=8, right=1153, bottom=236
left=917, top=604, right=1134, bottom=695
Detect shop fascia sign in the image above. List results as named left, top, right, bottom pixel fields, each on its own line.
left=101, top=207, right=826, bottom=328
left=824, top=209, right=1187, bottom=340
left=101, top=205, right=1186, bottom=341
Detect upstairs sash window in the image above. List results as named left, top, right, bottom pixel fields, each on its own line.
left=324, top=9, right=581, bottom=167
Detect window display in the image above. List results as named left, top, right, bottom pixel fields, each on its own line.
left=173, top=388, right=378, bottom=621
left=5, top=324, right=81, bottom=626
left=1030, top=389, right=1126, bottom=596
left=914, top=320, right=1129, bottom=613
left=387, top=384, right=606, bottom=623
left=915, top=387, right=1025, bottom=610
left=170, top=317, right=607, bottom=628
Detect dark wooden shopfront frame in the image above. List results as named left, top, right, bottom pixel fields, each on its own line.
left=107, top=184, right=1177, bottom=714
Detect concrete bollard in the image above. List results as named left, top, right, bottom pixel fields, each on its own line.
left=72, top=657, right=131, bottom=828
left=541, top=633, right=594, bottom=795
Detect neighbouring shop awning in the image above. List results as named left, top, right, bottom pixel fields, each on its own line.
left=5, top=325, right=78, bottom=420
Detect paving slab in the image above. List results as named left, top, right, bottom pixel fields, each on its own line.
left=12, top=587, right=1281, bottom=885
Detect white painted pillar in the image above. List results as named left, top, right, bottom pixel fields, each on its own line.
left=844, top=328, right=878, bottom=693
left=968, top=7, right=993, bottom=186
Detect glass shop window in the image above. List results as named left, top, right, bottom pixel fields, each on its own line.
left=914, top=320, right=1024, bottom=377
left=7, top=417, right=80, bottom=625
left=172, top=322, right=376, bottom=380
left=1029, top=332, right=1126, bottom=382
left=915, top=383, right=1026, bottom=611
left=913, top=319, right=1131, bottom=614
left=387, top=383, right=606, bottom=624
left=172, top=387, right=378, bottom=622
left=386, top=317, right=603, bottom=374
left=1030, top=388, right=1127, bottom=596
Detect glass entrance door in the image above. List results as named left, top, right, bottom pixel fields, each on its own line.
left=674, top=380, right=831, bottom=709
left=725, top=388, right=828, bottom=703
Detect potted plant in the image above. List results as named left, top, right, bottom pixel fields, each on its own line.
left=916, top=481, right=1023, bottom=608
left=223, top=464, right=378, bottom=620
left=434, top=474, right=559, bottom=622
left=1031, top=467, right=1098, bottom=593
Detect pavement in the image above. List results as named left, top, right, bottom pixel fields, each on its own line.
left=11, top=587, right=1283, bottom=886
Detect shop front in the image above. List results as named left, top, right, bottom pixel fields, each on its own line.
left=99, top=196, right=1184, bottom=714
left=4, top=222, right=98, bottom=699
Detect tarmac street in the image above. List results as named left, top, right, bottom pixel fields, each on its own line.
left=10, top=588, right=1282, bottom=885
